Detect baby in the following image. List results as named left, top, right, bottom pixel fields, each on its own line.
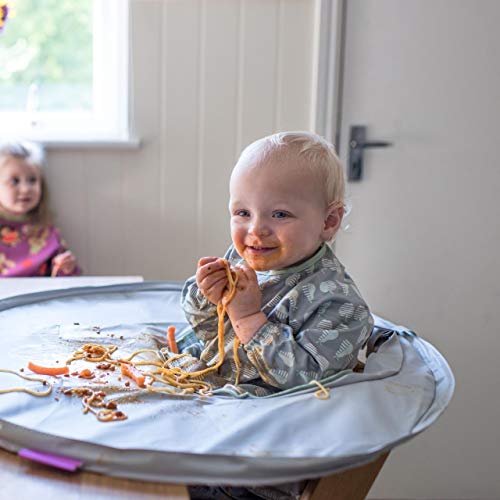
left=181, top=131, right=373, bottom=396
left=0, top=141, right=80, bottom=277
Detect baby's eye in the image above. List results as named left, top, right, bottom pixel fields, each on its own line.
left=9, top=177, right=20, bottom=186
left=27, top=176, right=38, bottom=185
left=234, top=209, right=250, bottom=217
left=272, top=211, right=290, bottom=219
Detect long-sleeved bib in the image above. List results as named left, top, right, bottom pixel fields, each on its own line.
left=181, top=244, right=373, bottom=395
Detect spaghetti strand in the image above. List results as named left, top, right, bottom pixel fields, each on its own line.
left=0, top=369, right=53, bottom=397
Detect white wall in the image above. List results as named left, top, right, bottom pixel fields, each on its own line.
left=45, top=0, right=316, bottom=281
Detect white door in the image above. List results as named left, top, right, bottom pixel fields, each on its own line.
left=335, top=1, right=500, bottom=499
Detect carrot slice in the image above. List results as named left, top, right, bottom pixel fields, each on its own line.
left=167, top=325, right=178, bottom=354
left=120, top=363, right=146, bottom=388
left=28, top=361, right=69, bottom=376
left=78, top=369, right=95, bottom=379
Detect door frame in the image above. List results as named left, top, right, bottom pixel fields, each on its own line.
left=312, top=0, right=345, bottom=151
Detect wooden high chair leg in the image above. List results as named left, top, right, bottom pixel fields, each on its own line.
left=299, top=452, right=389, bottom=500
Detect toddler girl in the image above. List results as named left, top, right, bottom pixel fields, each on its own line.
left=0, top=141, right=80, bottom=277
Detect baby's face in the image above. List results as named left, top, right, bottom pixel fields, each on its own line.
left=229, top=158, right=331, bottom=271
left=0, top=157, right=42, bottom=218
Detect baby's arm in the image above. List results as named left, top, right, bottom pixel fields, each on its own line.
left=242, top=296, right=373, bottom=390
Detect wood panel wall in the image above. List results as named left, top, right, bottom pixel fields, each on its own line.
left=45, top=0, right=317, bottom=280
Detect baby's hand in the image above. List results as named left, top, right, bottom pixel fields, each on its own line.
left=227, top=263, right=266, bottom=342
left=196, top=257, right=229, bottom=305
left=52, top=251, right=77, bottom=275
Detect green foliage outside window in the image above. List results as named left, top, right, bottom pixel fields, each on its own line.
left=0, top=0, right=93, bottom=111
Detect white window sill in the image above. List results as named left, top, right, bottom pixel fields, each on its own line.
left=42, top=137, right=142, bottom=150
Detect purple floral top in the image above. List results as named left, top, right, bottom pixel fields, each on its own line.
left=0, top=216, right=81, bottom=277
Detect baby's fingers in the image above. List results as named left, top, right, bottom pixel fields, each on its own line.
left=233, top=263, right=257, bottom=288
left=239, top=262, right=257, bottom=282
left=202, top=274, right=228, bottom=304
left=197, top=258, right=227, bottom=282
left=198, top=269, right=226, bottom=289
left=209, top=279, right=229, bottom=303
left=198, top=256, right=219, bottom=268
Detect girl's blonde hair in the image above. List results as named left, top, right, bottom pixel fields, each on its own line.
left=0, top=141, right=52, bottom=225
left=236, top=131, right=346, bottom=208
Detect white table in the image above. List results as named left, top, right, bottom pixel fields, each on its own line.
left=0, top=276, right=144, bottom=300
left=0, top=277, right=388, bottom=499
left=0, top=276, right=189, bottom=499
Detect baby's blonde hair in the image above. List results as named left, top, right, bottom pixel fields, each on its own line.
left=0, top=141, right=52, bottom=225
left=235, top=131, right=345, bottom=208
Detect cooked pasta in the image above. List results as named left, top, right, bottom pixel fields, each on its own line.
left=0, top=368, right=53, bottom=397
left=0, top=260, right=263, bottom=422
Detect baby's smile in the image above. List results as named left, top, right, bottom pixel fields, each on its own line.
left=246, top=245, right=277, bottom=254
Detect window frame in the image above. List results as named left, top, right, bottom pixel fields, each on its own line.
left=0, top=0, right=136, bottom=147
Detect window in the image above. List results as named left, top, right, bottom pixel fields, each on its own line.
left=0, top=0, right=131, bottom=144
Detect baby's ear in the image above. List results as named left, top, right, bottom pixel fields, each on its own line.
left=322, top=202, right=344, bottom=241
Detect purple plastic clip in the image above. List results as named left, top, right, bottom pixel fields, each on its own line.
left=18, top=448, right=83, bottom=471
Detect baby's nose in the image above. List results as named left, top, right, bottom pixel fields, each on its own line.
left=249, top=220, right=272, bottom=237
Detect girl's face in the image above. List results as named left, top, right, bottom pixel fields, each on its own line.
left=229, top=158, right=341, bottom=271
left=0, top=157, right=42, bottom=218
